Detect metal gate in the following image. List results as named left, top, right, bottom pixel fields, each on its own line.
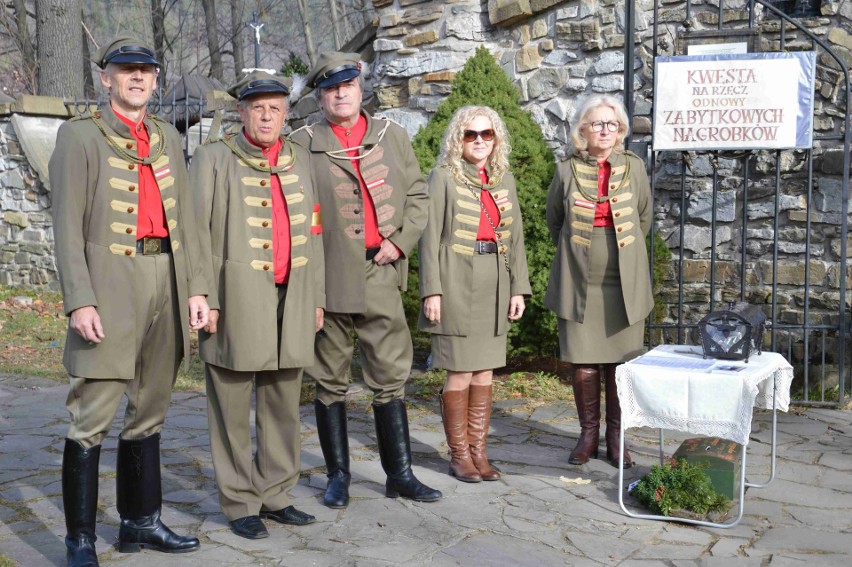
left=624, top=0, right=851, bottom=406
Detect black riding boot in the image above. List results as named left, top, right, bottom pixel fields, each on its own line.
left=373, top=399, right=442, bottom=502
left=315, top=400, right=351, bottom=508
left=63, top=439, right=101, bottom=567
left=116, top=433, right=200, bottom=554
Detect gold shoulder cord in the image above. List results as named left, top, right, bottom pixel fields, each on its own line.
left=570, top=156, right=631, bottom=203
left=220, top=135, right=296, bottom=174
left=90, top=112, right=166, bottom=165
left=457, top=170, right=512, bottom=276
left=324, top=120, right=391, bottom=162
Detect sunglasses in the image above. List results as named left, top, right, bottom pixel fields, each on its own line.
left=463, top=129, right=495, bottom=142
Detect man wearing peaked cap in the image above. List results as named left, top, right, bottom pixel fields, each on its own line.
left=49, top=36, right=210, bottom=566
left=191, top=70, right=324, bottom=540
left=291, top=53, right=441, bottom=508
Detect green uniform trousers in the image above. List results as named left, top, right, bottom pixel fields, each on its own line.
left=205, top=364, right=302, bottom=521
left=310, top=260, right=413, bottom=406
left=66, top=252, right=181, bottom=448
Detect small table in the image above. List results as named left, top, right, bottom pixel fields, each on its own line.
left=615, top=344, right=793, bottom=528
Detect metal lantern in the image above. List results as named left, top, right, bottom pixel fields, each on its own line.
left=698, top=302, right=767, bottom=362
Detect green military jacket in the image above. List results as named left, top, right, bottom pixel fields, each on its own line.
left=544, top=149, right=654, bottom=325
left=418, top=164, right=532, bottom=336
left=290, top=112, right=428, bottom=313
left=191, top=132, right=325, bottom=371
left=49, top=107, right=208, bottom=379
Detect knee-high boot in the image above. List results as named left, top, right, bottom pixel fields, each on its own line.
left=467, top=384, right=500, bottom=480
left=439, top=389, right=481, bottom=482
left=568, top=365, right=601, bottom=465
left=116, top=433, right=200, bottom=554
left=373, top=399, right=442, bottom=502
left=604, top=364, right=633, bottom=469
left=315, top=400, right=351, bottom=508
left=63, top=439, right=100, bottom=567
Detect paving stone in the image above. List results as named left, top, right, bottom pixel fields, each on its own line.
left=633, top=542, right=710, bottom=559
left=439, top=532, right=577, bottom=566
left=755, top=478, right=852, bottom=508
left=768, top=553, right=852, bottom=566
left=818, top=451, right=852, bottom=470
left=819, top=467, right=852, bottom=492
left=710, top=537, right=750, bottom=557
left=750, top=526, right=852, bottom=553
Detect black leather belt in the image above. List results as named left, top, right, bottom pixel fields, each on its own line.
left=136, top=237, right=170, bottom=255
left=474, top=241, right=497, bottom=254
left=366, top=246, right=381, bottom=261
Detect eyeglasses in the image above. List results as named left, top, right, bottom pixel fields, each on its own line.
left=586, top=121, right=620, bottom=133
left=463, top=129, right=495, bottom=142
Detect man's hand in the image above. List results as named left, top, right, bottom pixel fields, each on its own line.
left=189, top=295, right=210, bottom=330
left=316, top=308, right=324, bottom=333
left=508, top=295, right=525, bottom=320
left=423, top=295, right=441, bottom=323
left=70, top=305, right=105, bottom=344
left=204, top=309, right=219, bottom=334
left=372, top=238, right=402, bottom=265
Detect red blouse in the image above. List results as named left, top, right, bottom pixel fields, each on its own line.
left=475, top=167, right=501, bottom=242
left=593, top=160, right=615, bottom=228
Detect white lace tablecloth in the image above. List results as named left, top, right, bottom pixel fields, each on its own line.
left=616, top=345, right=793, bottom=446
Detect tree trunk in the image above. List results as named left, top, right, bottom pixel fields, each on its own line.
left=81, top=15, right=95, bottom=98
left=10, top=0, right=37, bottom=92
left=150, top=0, right=167, bottom=78
left=229, top=0, right=245, bottom=78
left=36, top=0, right=84, bottom=98
left=328, top=0, right=341, bottom=49
left=296, top=0, right=316, bottom=65
left=201, top=0, right=224, bottom=80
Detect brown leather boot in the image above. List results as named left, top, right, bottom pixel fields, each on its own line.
left=440, top=389, right=482, bottom=483
left=569, top=365, right=601, bottom=465
left=604, top=364, right=633, bottom=469
left=468, top=384, right=500, bottom=480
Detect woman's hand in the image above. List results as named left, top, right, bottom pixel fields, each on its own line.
left=423, top=295, right=442, bottom=323
left=508, top=295, right=525, bottom=320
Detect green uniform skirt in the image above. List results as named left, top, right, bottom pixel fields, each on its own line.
left=558, top=228, right=645, bottom=364
left=431, top=252, right=506, bottom=372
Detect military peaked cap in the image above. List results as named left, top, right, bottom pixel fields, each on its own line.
left=94, top=36, right=160, bottom=68
left=305, top=52, right=361, bottom=89
left=229, top=70, right=291, bottom=101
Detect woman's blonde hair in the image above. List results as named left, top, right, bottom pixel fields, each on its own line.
left=568, top=94, right=630, bottom=157
left=437, top=105, right=511, bottom=181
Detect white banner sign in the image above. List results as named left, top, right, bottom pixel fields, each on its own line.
left=653, top=52, right=815, bottom=151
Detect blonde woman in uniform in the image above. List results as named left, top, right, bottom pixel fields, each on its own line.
left=545, top=94, right=653, bottom=469
left=419, top=106, right=532, bottom=482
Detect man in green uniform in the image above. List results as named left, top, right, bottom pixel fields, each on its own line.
left=49, top=37, right=210, bottom=566
left=291, top=52, right=441, bottom=508
left=191, top=71, right=324, bottom=540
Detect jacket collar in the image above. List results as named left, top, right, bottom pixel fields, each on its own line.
left=311, top=111, right=378, bottom=152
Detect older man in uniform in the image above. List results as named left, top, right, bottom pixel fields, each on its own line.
left=291, top=52, right=441, bottom=508
left=49, top=37, right=210, bottom=566
left=191, top=71, right=324, bottom=540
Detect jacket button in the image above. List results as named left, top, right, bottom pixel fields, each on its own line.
left=620, top=242, right=626, bottom=248
left=260, top=180, right=267, bottom=187
left=354, top=208, right=360, bottom=214
left=128, top=185, right=136, bottom=192
left=125, top=227, right=133, bottom=234
left=263, top=243, right=270, bottom=249
left=611, top=198, right=618, bottom=203
left=263, top=264, right=270, bottom=271
left=353, top=189, right=360, bottom=195
left=262, top=221, right=269, bottom=228
left=262, top=200, right=268, bottom=207
left=127, top=207, right=134, bottom=213
left=124, top=249, right=132, bottom=256
left=354, top=228, right=361, bottom=234
left=500, top=207, right=506, bottom=211
left=614, top=212, right=620, bottom=217
left=128, top=164, right=135, bottom=170
left=260, top=161, right=267, bottom=167
left=126, top=142, right=133, bottom=149
left=617, top=227, right=623, bottom=233
left=610, top=184, right=616, bottom=189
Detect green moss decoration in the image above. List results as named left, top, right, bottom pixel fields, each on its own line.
left=632, top=457, right=730, bottom=517
left=409, top=46, right=557, bottom=359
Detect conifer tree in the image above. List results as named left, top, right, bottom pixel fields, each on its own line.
left=410, top=46, right=557, bottom=358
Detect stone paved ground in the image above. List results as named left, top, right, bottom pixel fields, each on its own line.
left=1, top=373, right=851, bottom=566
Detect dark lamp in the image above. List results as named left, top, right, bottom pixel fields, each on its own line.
left=698, top=302, right=767, bottom=362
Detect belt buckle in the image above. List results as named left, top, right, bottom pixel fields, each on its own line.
left=142, top=237, right=161, bottom=255
left=476, top=241, right=484, bottom=254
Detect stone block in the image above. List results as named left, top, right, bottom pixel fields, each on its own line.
left=404, top=29, right=439, bottom=47
left=556, top=6, right=579, bottom=19
left=402, top=3, right=444, bottom=25
left=814, top=177, right=851, bottom=213
left=384, top=52, right=468, bottom=78
left=545, top=97, right=572, bottom=121
left=590, top=74, right=623, bottom=92
left=540, top=38, right=554, bottom=51
left=528, top=67, right=568, bottom=99
left=488, top=0, right=532, bottom=27
left=531, top=18, right=548, bottom=39
left=3, top=212, right=28, bottom=228
left=544, top=50, right=578, bottom=65
left=696, top=9, right=750, bottom=25
left=515, top=45, right=544, bottom=72
left=423, top=71, right=456, bottom=82
left=11, top=95, right=70, bottom=117
left=820, top=149, right=849, bottom=175
left=374, top=38, right=404, bottom=51
left=827, top=27, right=852, bottom=51
left=375, top=84, right=409, bottom=109
left=446, top=12, right=488, bottom=41
left=578, top=0, right=596, bottom=18
left=762, top=260, right=827, bottom=286
left=408, top=76, right=424, bottom=96
left=378, top=13, right=401, bottom=27
left=562, top=78, right=588, bottom=93
left=555, top=21, right=600, bottom=42
left=1, top=169, right=25, bottom=190
left=10, top=114, right=65, bottom=191
left=633, top=116, right=651, bottom=134
left=513, top=25, right=531, bottom=45
left=398, top=0, right=430, bottom=6
left=377, top=25, right=409, bottom=37
left=372, top=0, right=393, bottom=7
left=529, top=0, right=563, bottom=12
left=687, top=190, right=736, bottom=223
left=397, top=48, right=419, bottom=55
left=375, top=109, right=429, bottom=138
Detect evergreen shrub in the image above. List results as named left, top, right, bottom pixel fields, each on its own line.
left=632, top=457, right=730, bottom=516
left=408, top=46, right=557, bottom=359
